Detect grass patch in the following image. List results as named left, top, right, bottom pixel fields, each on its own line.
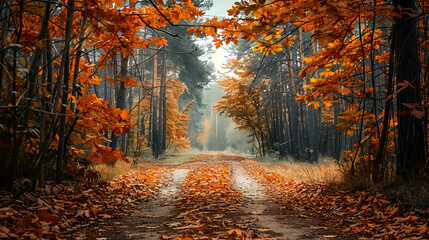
left=261, top=157, right=340, bottom=183
left=91, top=150, right=199, bottom=182
left=91, top=160, right=136, bottom=182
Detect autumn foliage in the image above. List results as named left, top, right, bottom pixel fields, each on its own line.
left=243, top=159, right=429, bottom=238
left=0, top=0, right=204, bottom=188
left=2, top=0, right=429, bottom=238
left=202, top=0, right=429, bottom=181
left=0, top=166, right=169, bottom=239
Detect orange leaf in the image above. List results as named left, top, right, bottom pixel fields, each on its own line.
left=338, top=87, right=351, bottom=95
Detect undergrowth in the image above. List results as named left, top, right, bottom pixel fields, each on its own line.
left=261, top=156, right=429, bottom=209
left=262, top=157, right=341, bottom=183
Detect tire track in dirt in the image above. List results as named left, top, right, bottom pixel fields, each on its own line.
left=90, top=154, right=338, bottom=239
left=93, top=167, right=191, bottom=240
left=231, top=160, right=328, bottom=239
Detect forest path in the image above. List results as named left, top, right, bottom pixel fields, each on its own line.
left=92, top=154, right=338, bottom=240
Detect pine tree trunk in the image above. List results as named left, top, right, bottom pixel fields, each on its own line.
left=285, top=42, right=298, bottom=157
left=152, top=53, right=159, bottom=157
left=394, top=0, right=425, bottom=179
left=161, top=53, right=167, bottom=152
left=157, top=53, right=163, bottom=155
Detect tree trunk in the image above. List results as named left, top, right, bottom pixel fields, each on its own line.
left=56, top=0, right=75, bottom=183
left=126, top=85, right=133, bottom=156
left=152, top=53, right=159, bottom=157
left=161, top=53, right=167, bottom=152
left=71, top=18, right=87, bottom=111
left=111, top=56, right=128, bottom=163
left=157, top=53, right=164, bottom=156
left=394, top=0, right=425, bottom=180
left=285, top=43, right=298, bottom=157
left=0, top=0, right=10, bottom=97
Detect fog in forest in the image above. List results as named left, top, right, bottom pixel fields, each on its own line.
left=195, top=85, right=253, bottom=154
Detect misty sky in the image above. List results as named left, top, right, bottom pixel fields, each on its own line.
left=206, top=0, right=234, bottom=17
left=203, top=1, right=235, bottom=77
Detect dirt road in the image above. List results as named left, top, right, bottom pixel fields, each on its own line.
left=90, top=154, right=339, bottom=240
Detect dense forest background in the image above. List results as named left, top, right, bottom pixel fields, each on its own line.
left=193, top=0, right=429, bottom=185
left=1, top=0, right=429, bottom=191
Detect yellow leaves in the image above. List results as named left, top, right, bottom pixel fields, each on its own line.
left=340, top=150, right=354, bottom=159
left=375, top=51, right=389, bottom=63
left=252, top=40, right=282, bottom=55
left=197, top=120, right=210, bottom=147
left=281, top=35, right=296, bottom=47
left=336, top=105, right=363, bottom=136
left=263, top=29, right=284, bottom=42
left=164, top=79, right=192, bottom=150
left=149, top=36, right=168, bottom=47
left=38, top=85, right=50, bottom=97
left=118, top=76, right=138, bottom=87
left=227, top=229, right=245, bottom=237
left=308, top=100, right=320, bottom=109
left=274, top=28, right=283, bottom=38
left=88, top=75, right=103, bottom=85
left=215, top=56, right=271, bottom=134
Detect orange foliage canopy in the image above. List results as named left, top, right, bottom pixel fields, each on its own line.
left=214, top=56, right=270, bottom=148
left=166, top=80, right=194, bottom=150
left=197, top=0, right=410, bottom=165
left=3, top=0, right=205, bottom=163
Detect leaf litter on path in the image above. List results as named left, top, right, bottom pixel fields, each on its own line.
left=95, top=153, right=330, bottom=240
left=4, top=153, right=426, bottom=239
left=0, top=167, right=170, bottom=239
left=242, top=159, right=429, bottom=239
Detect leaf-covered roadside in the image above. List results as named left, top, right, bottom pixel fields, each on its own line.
left=3, top=153, right=429, bottom=239
left=243, top=160, right=429, bottom=239
left=0, top=168, right=169, bottom=239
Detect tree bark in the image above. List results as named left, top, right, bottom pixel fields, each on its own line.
left=56, top=0, right=75, bottom=183
left=152, top=53, right=159, bottom=157
left=394, top=0, right=425, bottom=180
left=161, top=52, right=167, bottom=152
left=110, top=55, right=128, bottom=163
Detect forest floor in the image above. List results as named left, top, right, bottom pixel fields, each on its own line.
left=1, top=153, right=429, bottom=239
left=89, top=153, right=337, bottom=240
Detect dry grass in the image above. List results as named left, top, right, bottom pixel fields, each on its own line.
left=91, top=150, right=200, bottom=182
left=262, top=157, right=341, bottom=183
left=253, top=155, right=429, bottom=209
left=91, top=160, right=137, bottom=182
left=91, top=158, right=166, bottom=182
